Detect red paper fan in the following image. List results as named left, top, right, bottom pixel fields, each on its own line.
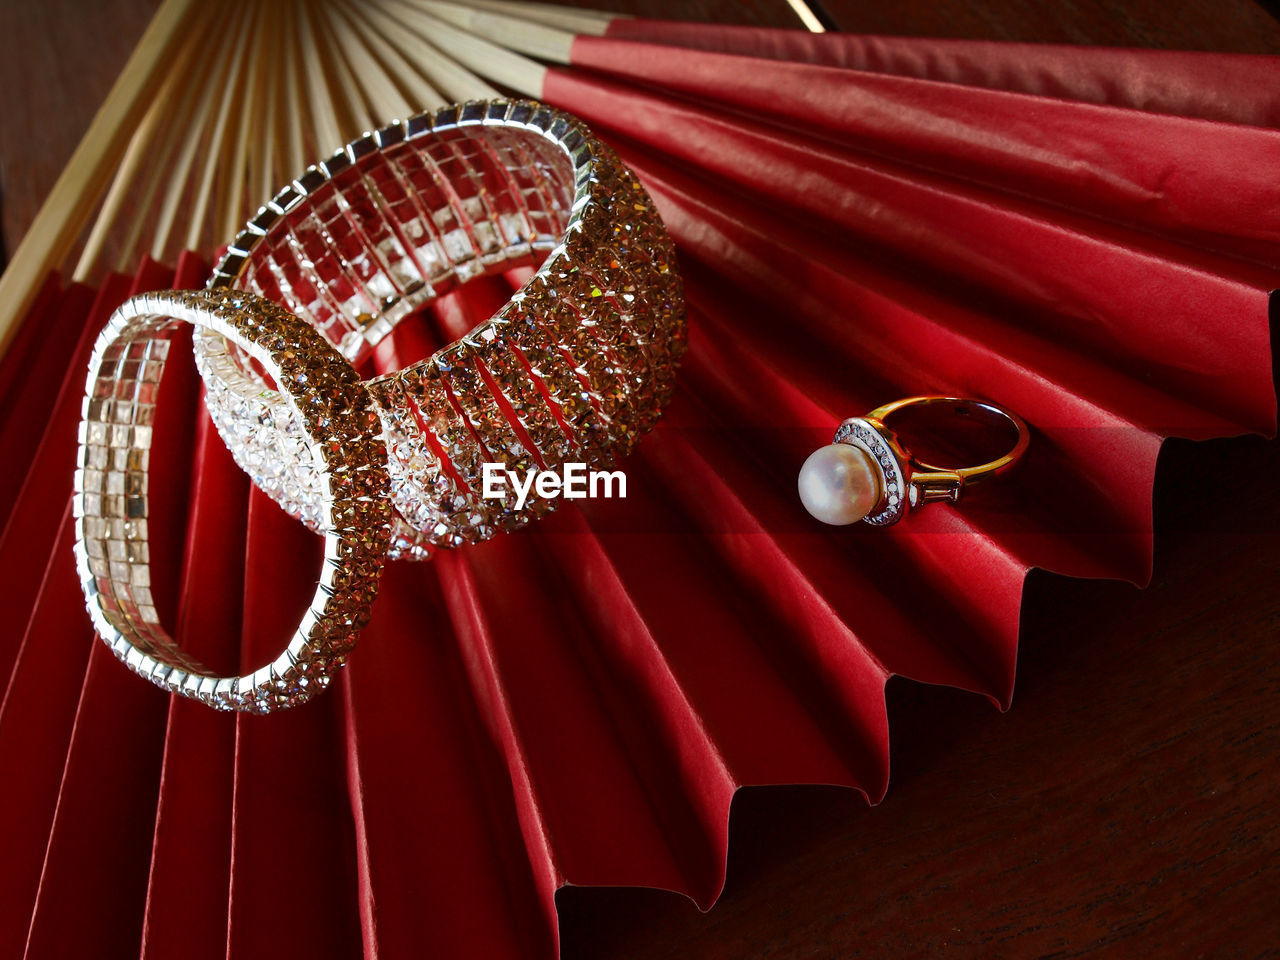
left=0, top=6, right=1276, bottom=960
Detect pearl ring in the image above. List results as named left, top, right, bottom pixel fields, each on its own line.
left=798, top=396, right=1029, bottom=527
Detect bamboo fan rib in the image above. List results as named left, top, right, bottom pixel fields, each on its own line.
left=0, top=4, right=1276, bottom=960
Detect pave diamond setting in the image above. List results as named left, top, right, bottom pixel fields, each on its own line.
left=73, top=289, right=392, bottom=712
left=832, top=418, right=908, bottom=526
left=193, top=99, right=687, bottom=560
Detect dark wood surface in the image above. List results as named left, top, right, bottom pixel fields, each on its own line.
left=0, top=0, right=162, bottom=266
left=2, top=2, right=1278, bottom=958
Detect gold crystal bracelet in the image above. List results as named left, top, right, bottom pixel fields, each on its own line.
left=193, top=100, right=687, bottom=559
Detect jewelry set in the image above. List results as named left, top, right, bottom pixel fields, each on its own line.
left=71, top=100, right=1028, bottom=712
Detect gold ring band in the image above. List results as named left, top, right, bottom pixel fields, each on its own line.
left=865, top=396, right=1031, bottom=499
left=799, top=395, right=1030, bottom=527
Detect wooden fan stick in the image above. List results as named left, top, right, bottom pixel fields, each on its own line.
left=410, top=0, right=577, bottom=65
left=284, top=0, right=352, bottom=179
left=0, top=0, right=199, bottom=358
left=336, top=0, right=455, bottom=111
left=325, top=0, right=416, bottom=123
left=124, top=1, right=237, bottom=265
left=277, top=0, right=309, bottom=182
left=364, top=0, right=501, bottom=103
left=217, top=0, right=273, bottom=246
left=456, top=0, right=619, bottom=34
left=315, top=0, right=383, bottom=138
left=313, top=0, right=382, bottom=129
left=379, top=0, right=548, bottom=97
left=110, top=24, right=222, bottom=276
left=86, top=1, right=229, bottom=276
left=111, top=125, right=190, bottom=273
left=149, top=2, right=249, bottom=263
left=234, top=0, right=274, bottom=238
left=447, top=0, right=822, bottom=35
left=185, top=0, right=258, bottom=254
left=371, top=7, right=508, bottom=110
left=72, top=16, right=212, bottom=282
left=71, top=103, right=159, bottom=281
left=297, top=0, right=348, bottom=160
left=256, top=0, right=301, bottom=191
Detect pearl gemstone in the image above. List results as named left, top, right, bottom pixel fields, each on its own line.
left=798, top=443, right=884, bottom=525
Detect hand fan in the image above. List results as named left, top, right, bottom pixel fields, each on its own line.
left=0, top=2, right=1275, bottom=958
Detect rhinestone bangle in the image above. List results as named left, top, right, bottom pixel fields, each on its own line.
left=73, top=289, right=392, bottom=712
left=192, top=99, right=687, bottom=560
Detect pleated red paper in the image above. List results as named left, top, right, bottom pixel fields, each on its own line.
left=1, top=28, right=1276, bottom=960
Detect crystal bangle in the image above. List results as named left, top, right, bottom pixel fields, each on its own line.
left=73, top=289, right=392, bottom=712
left=192, top=99, right=686, bottom=559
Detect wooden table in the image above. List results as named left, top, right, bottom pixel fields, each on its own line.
left=3, top=2, right=1277, bottom=957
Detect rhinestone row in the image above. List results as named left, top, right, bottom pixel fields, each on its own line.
left=833, top=418, right=908, bottom=526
